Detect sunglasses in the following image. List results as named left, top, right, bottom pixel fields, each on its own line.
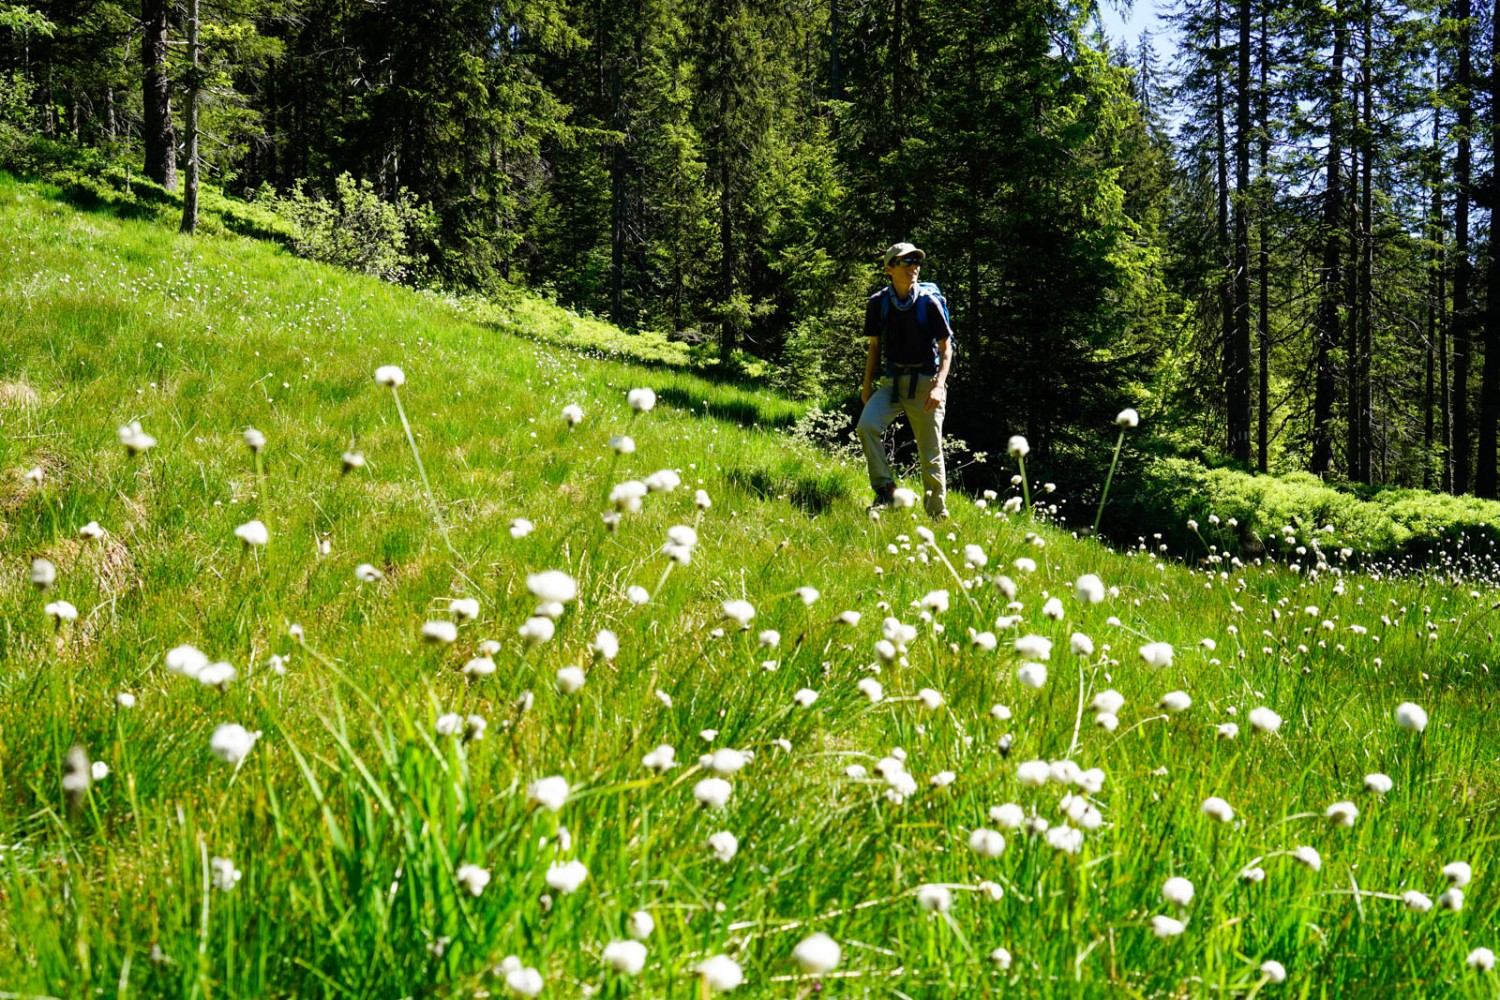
left=892, top=256, right=923, bottom=267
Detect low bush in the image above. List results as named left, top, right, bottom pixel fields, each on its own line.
left=262, top=173, right=436, bottom=284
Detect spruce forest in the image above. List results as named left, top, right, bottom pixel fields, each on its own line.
left=10, top=0, right=1500, bottom=496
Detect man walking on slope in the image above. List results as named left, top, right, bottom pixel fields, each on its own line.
left=858, top=242, right=954, bottom=519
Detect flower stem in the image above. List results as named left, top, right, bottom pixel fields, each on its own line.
left=1092, top=429, right=1126, bottom=538
left=390, top=386, right=457, bottom=558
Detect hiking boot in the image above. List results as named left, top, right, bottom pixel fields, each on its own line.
left=868, top=485, right=895, bottom=511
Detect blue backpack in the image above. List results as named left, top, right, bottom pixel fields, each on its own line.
left=879, top=280, right=951, bottom=376
left=879, top=280, right=950, bottom=334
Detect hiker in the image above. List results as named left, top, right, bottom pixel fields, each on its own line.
left=857, top=242, right=953, bottom=518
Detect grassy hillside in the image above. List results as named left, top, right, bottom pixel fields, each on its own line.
left=2, top=171, right=1500, bottom=997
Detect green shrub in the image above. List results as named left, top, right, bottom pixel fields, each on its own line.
left=264, top=173, right=436, bottom=284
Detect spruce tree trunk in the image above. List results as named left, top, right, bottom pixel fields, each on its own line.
left=1214, top=0, right=1234, bottom=456
left=1230, top=0, right=1252, bottom=463
left=1477, top=0, right=1500, bottom=496
left=141, top=0, right=176, bottom=191
left=180, top=0, right=200, bottom=235
left=1453, top=0, right=1473, bottom=492
left=1257, top=4, right=1270, bottom=472
left=1311, top=5, right=1346, bottom=476
left=1358, top=17, right=1374, bottom=481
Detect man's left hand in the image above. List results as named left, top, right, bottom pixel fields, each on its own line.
left=925, top=384, right=946, bottom=412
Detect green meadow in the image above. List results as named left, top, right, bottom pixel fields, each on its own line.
left=2, top=172, right=1499, bottom=997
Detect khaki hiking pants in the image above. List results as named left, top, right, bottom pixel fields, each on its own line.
left=857, top=373, right=947, bottom=517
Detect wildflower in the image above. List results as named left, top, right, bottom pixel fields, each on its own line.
left=602, top=939, right=647, bottom=975
left=1438, top=888, right=1465, bottom=911
left=504, top=964, right=544, bottom=997
left=793, top=688, right=818, bottom=708
left=964, top=544, right=988, bottom=567
left=545, top=859, right=589, bottom=894
left=528, top=776, right=570, bottom=812
left=609, top=435, right=636, bottom=454
left=211, top=857, right=242, bottom=892
left=1240, top=865, right=1266, bottom=883
left=922, top=590, right=950, bottom=613
left=646, top=469, right=681, bottom=493
left=970, top=630, right=997, bottom=651
left=643, top=745, right=677, bottom=772
left=519, top=617, right=556, bottom=645
left=1014, top=634, right=1052, bottom=660
left=1395, top=701, right=1428, bottom=733
left=1075, top=574, right=1106, bottom=604
left=888, top=486, right=918, bottom=509
left=422, top=621, right=458, bottom=644
left=79, top=521, right=105, bottom=540
left=793, top=932, right=841, bottom=974
left=708, top=830, right=739, bottom=862
left=435, top=713, right=462, bottom=737
left=1017, top=662, right=1047, bottom=690
left=990, top=947, right=1013, bottom=970
left=990, top=703, right=1012, bottom=720
left=1468, top=949, right=1496, bottom=972
left=117, top=421, right=156, bottom=454
left=931, top=770, right=956, bottom=787
left=1291, top=846, right=1322, bottom=871
left=354, top=563, right=384, bottom=582
left=1201, top=797, right=1234, bottom=823
left=1116, top=408, right=1140, bottom=428
left=758, top=629, right=780, bottom=649
left=1008, top=435, right=1030, bottom=458
left=1079, top=768, right=1106, bottom=794
left=1361, top=772, right=1392, bottom=795
left=722, top=599, right=755, bottom=628
left=243, top=427, right=266, bottom=453
left=463, top=656, right=496, bottom=677
left=197, top=662, right=237, bottom=688
left=627, top=387, right=656, bottom=412
left=210, top=724, right=259, bottom=765
left=628, top=910, right=655, bottom=940
left=1013, top=557, right=1037, bottom=573
left=45, top=601, right=78, bottom=624
left=527, top=570, right=577, bottom=604
left=990, top=803, right=1025, bottom=829
left=455, top=864, right=491, bottom=896
left=1138, top=642, right=1174, bottom=668
left=90, top=760, right=109, bottom=781
left=1047, top=824, right=1083, bottom=854
left=694, top=777, right=733, bottom=808
left=1095, top=712, right=1119, bottom=732
left=1162, top=877, right=1195, bottom=906
left=1260, top=960, right=1287, bottom=982
left=969, top=827, right=1007, bottom=858
left=1151, top=915, right=1186, bottom=938
left=1016, top=760, right=1050, bottom=788
left=1403, top=890, right=1433, bottom=912
left=839, top=610, right=862, bottom=627
left=1325, top=801, right=1358, bottom=827
left=556, top=666, right=586, bottom=694
left=450, top=597, right=480, bottom=622
left=695, top=489, right=712, bottom=509
left=562, top=403, right=584, bottom=426
left=1248, top=707, right=1282, bottom=734
left=234, top=520, right=269, bottom=547
left=1217, top=723, right=1239, bottom=740
left=374, top=365, right=405, bottom=387
left=627, top=586, right=649, bottom=604
left=1090, top=689, right=1124, bottom=714
left=917, top=883, right=952, bottom=912
left=1444, top=861, right=1473, bottom=887
left=857, top=677, right=883, bottom=702
left=918, top=687, right=944, bottom=709
left=116, top=692, right=136, bottom=708
left=696, top=954, right=744, bottom=993
left=341, top=450, right=365, bottom=473
left=1042, top=597, right=1065, bottom=621
left=1159, top=690, right=1192, bottom=713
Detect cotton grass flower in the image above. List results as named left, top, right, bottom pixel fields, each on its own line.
left=964, top=544, right=988, bottom=567
left=722, top=599, right=755, bottom=628
left=1116, top=408, right=1140, bottom=428
left=891, top=486, right=918, bottom=509
left=354, top=563, right=384, bottom=582
left=234, top=520, right=269, bottom=547
left=527, top=570, right=577, bottom=604
left=1403, top=890, right=1433, bottom=912
left=1008, top=435, right=1030, bottom=458
left=1439, top=888, right=1465, bottom=911
left=794, top=586, right=820, bottom=605
left=449, top=597, right=480, bottom=622
left=455, top=864, right=491, bottom=896
left=609, top=435, right=636, bottom=455
left=421, top=620, right=458, bottom=644
left=1260, top=960, right=1287, bottom=983
left=45, top=600, right=78, bottom=624
left=642, top=745, right=677, bottom=772
left=968, top=828, right=1007, bottom=858
left=561, top=403, right=584, bottom=426
left=1201, top=796, right=1234, bottom=823
left=627, top=910, right=655, bottom=940
left=627, top=387, right=656, bottom=412
left=1016, top=760, right=1050, bottom=788
left=793, top=932, right=841, bottom=974
left=708, top=831, right=739, bottom=862
left=242, top=427, right=266, bottom=453
left=463, top=656, right=496, bottom=678
left=1017, top=662, right=1047, bottom=689
left=117, top=421, right=156, bottom=455
left=1159, top=690, right=1192, bottom=713
left=602, top=939, right=647, bottom=976
left=695, top=954, right=743, bottom=993
left=1014, top=634, right=1052, bottom=660
left=374, top=365, right=405, bottom=387
left=1162, top=877, right=1195, bottom=906
left=1090, top=689, right=1124, bottom=714
left=857, top=677, right=884, bottom=702
left=1074, top=573, right=1106, bottom=604
left=210, top=724, right=259, bottom=765
left=1395, top=701, right=1428, bottom=732
left=1468, top=948, right=1496, bottom=972
left=504, top=964, right=544, bottom=997
left=1042, top=597, right=1065, bottom=620
left=1291, top=846, right=1322, bottom=871
left=211, top=857, right=242, bottom=891
left=555, top=666, right=586, bottom=694
left=922, top=589, right=950, bottom=613
left=1364, top=772, right=1393, bottom=794
left=916, top=883, right=953, bottom=912
left=1151, top=915, right=1186, bottom=938
left=1325, top=801, right=1358, bottom=827
left=793, top=688, right=818, bottom=708
left=78, top=521, right=105, bottom=540
left=627, top=586, right=649, bottom=604
left=918, top=687, right=944, bottom=709
left=646, top=469, right=681, bottom=493
left=1138, top=642, right=1173, bottom=668
left=545, top=859, right=588, bottom=894
left=1444, top=861, right=1472, bottom=887
left=528, top=776, right=570, bottom=812
left=694, top=777, right=733, bottom=808
left=1248, top=706, right=1282, bottom=734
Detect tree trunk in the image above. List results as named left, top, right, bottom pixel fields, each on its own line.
left=1257, top=2, right=1270, bottom=472
left=830, top=0, right=842, bottom=100
left=1214, top=0, right=1234, bottom=456
left=1477, top=0, right=1500, bottom=496
left=1230, top=0, right=1252, bottom=463
left=141, top=0, right=176, bottom=191
left=180, top=0, right=200, bottom=235
left=1358, top=14, right=1374, bottom=482
left=1453, top=0, right=1473, bottom=492
left=1311, top=3, right=1346, bottom=476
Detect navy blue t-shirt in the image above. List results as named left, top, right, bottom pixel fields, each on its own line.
left=864, top=286, right=952, bottom=377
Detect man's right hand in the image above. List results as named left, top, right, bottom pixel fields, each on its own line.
left=861, top=382, right=873, bottom=404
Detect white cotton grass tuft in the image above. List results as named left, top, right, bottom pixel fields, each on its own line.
left=646, top=469, right=681, bottom=493
left=527, top=570, right=578, bottom=604
left=892, top=487, right=918, bottom=509
left=1014, top=634, right=1052, bottom=660
left=642, top=745, right=677, bottom=772
left=527, top=776, right=570, bottom=812
left=1090, top=689, right=1124, bottom=714
left=1467, top=948, right=1496, bottom=972
left=857, top=677, right=884, bottom=703
left=519, top=616, right=555, bottom=645
left=1116, top=408, right=1140, bottom=428
left=1016, top=760, right=1050, bottom=788
left=234, top=520, right=269, bottom=547
left=509, top=517, right=534, bottom=539
left=1439, top=888, right=1465, bottom=911
left=1325, top=801, right=1358, bottom=827
left=242, top=427, right=266, bottom=453
left=707, top=831, right=739, bottom=863
left=1395, top=701, right=1428, bottom=732
left=1041, top=597, right=1065, bottom=621
left=917, top=687, right=944, bottom=710
left=916, top=883, right=953, bottom=912
left=1074, top=574, right=1106, bottom=604
left=792, top=932, right=842, bottom=974
left=922, top=589, right=950, bottom=613
left=1008, top=435, right=1030, bottom=458
left=561, top=403, right=584, bottom=426
left=1017, top=662, right=1048, bottom=690
left=1443, top=861, right=1472, bottom=887
left=609, top=435, right=636, bottom=455
left=602, top=939, right=647, bottom=976
left=354, top=563, right=384, bottom=582
left=1402, top=890, right=1433, bottom=912
left=504, top=964, right=544, bottom=997
left=1151, top=915, right=1186, bottom=938
left=117, top=421, right=157, bottom=455
left=79, top=521, right=106, bottom=540
left=1291, top=846, right=1322, bottom=871
left=374, top=365, right=405, bottom=387
left=695, top=954, right=744, bottom=993
left=45, top=600, right=78, bottom=624
left=462, top=656, right=496, bottom=678
left=555, top=666, right=586, bottom=694
left=1364, top=772, right=1393, bottom=794
left=211, top=857, right=241, bottom=891
left=1260, top=960, right=1287, bottom=983
left=1138, top=642, right=1173, bottom=668
left=1161, top=877, right=1195, bottom=907
left=968, top=827, right=1007, bottom=858
left=421, top=620, right=458, bottom=644
left=795, top=586, right=820, bottom=605
left=449, top=597, right=480, bottom=622
left=627, top=387, right=657, bottom=412
left=1201, top=796, right=1234, bottom=823
left=694, top=777, right=733, bottom=808
left=592, top=629, right=620, bottom=660
left=1248, top=706, right=1282, bottom=734
left=455, top=863, right=491, bottom=896
left=793, top=688, right=818, bottom=708
left=627, top=910, right=655, bottom=940
left=1158, top=690, right=1192, bottom=713
left=545, top=859, right=588, bottom=894
left=721, top=600, right=755, bottom=628
left=210, top=723, right=259, bottom=765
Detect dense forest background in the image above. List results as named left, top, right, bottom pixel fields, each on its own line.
left=4, top=0, right=1500, bottom=497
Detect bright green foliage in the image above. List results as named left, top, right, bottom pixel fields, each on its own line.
left=4, top=175, right=1500, bottom=997
left=265, top=172, right=437, bottom=284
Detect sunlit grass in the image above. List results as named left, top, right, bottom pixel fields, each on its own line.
left=2, top=171, right=1499, bottom=996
